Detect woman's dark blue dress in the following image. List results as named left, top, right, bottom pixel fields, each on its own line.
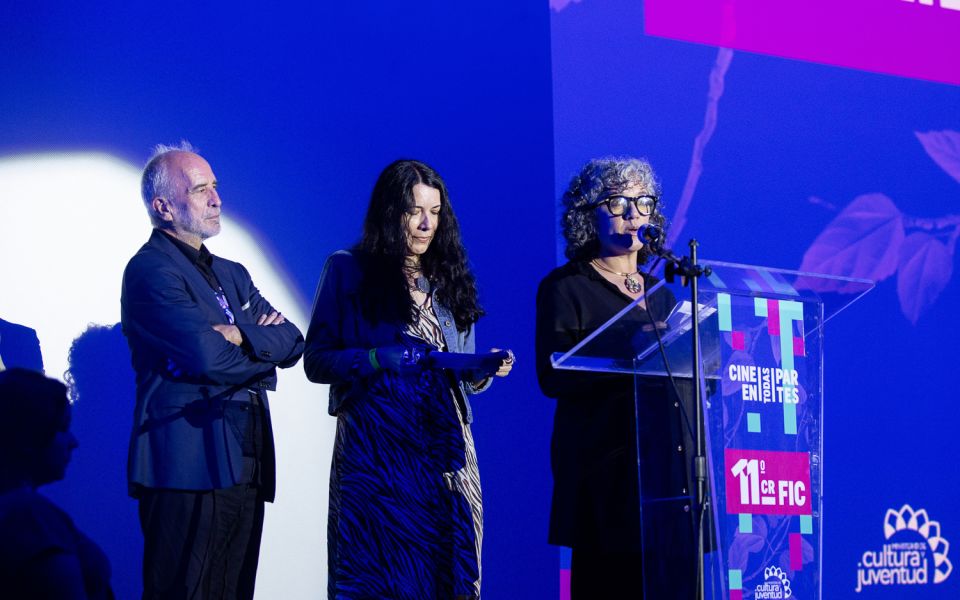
left=327, top=295, right=483, bottom=600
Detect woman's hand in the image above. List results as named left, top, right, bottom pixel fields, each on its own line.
left=491, top=348, right=514, bottom=378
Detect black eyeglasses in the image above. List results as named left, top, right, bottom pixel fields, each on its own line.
left=593, top=194, right=658, bottom=217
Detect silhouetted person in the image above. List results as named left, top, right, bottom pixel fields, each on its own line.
left=0, top=368, right=114, bottom=599
left=44, top=323, right=140, bottom=599
left=0, top=317, right=44, bottom=372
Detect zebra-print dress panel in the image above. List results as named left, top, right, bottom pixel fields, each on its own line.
left=411, top=295, right=484, bottom=599
left=328, top=294, right=483, bottom=599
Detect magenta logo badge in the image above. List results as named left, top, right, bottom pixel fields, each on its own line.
left=725, top=449, right=812, bottom=516
left=645, top=0, right=960, bottom=85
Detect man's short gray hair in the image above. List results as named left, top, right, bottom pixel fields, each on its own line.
left=140, top=140, right=197, bottom=226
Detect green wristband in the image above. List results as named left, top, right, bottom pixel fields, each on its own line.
left=368, top=348, right=381, bottom=371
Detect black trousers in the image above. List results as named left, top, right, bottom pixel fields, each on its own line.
left=138, top=391, right=268, bottom=599
left=570, top=550, right=644, bottom=599
left=570, top=546, right=697, bottom=599
left=139, top=482, right=264, bottom=600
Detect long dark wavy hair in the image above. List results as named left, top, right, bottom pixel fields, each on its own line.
left=561, top=157, right=667, bottom=265
left=354, top=159, right=484, bottom=331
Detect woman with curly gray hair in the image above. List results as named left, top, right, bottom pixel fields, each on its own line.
left=535, top=157, right=697, bottom=598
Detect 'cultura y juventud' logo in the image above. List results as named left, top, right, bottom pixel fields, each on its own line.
left=855, top=504, right=952, bottom=592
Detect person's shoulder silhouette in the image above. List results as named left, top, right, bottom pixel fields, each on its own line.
left=0, top=317, right=44, bottom=372
left=0, top=368, right=114, bottom=599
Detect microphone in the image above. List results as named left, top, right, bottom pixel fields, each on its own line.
left=637, top=223, right=664, bottom=249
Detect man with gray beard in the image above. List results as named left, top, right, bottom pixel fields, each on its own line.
left=121, top=143, right=303, bottom=599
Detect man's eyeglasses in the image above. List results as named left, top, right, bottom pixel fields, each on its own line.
left=593, top=195, right=658, bottom=217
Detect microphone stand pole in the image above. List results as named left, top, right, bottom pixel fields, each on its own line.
left=660, top=238, right=711, bottom=600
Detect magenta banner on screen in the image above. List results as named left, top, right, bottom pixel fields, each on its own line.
left=645, top=0, right=960, bottom=85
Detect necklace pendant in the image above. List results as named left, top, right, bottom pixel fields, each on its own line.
left=624, top=275, right=641, bottom=294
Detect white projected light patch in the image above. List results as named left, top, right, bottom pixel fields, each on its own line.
left=0, top=153, right=331, bottom=599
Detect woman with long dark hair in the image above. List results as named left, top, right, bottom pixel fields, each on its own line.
left=305, top=159, right=512, bottom=599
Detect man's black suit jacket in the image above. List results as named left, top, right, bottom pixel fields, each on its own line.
left=121, top=229, right=304, bottom=502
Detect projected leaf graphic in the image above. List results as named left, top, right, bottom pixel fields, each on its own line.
left=778, top=536, right=815, bottom=573
left=916, top=130, right=960, bottom=185
left=668, top=48, right=734, bottom=246
left=799, top=130, right=960, bottom=323
left=897, top=233, right=954, bottom=325
left=729, top=516, right=767, bottom=571
left=728, top=516, right=811, bottom=585
left=798, top=194, right=905, bottom=291
left=549, top=0, right=582, bottom=12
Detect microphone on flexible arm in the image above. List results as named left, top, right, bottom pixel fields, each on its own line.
left=640, top=224, right=712, bottom=281
left=638, top=231, right=713, bottom=600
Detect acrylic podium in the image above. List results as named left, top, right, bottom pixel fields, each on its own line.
left=551, top=260, right=873, bottom=599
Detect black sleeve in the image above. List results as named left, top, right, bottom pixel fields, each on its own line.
left=303, top=253, right=366, bottom=385
left=122, top=257, right=277, bottom=386
left=233, top=264, right=305, bottom=369
left=535, top=275, right=619, bottom=398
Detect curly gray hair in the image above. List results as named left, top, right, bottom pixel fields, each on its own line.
left=560, top=156, right=666, bottom=263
